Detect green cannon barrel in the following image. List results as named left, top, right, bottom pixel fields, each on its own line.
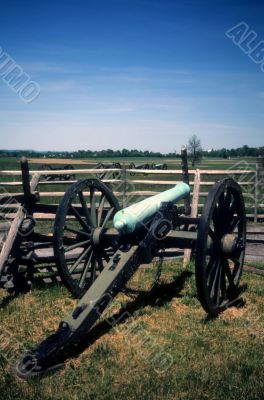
left=113, top=182, right=190, bottom=234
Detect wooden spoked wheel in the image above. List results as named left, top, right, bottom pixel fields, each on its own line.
left=53, top=179, right=120, bottom=298
left=95, top=163, right=104, bottom=179
left=63, top=164, right=75, bottom=181
left=112, top=162, right=121, bottom=180
left=129, top=162, right=135, bottom=176
left=195, top=178, right=246, bottom=316
left=38, top=164, right=53, bottom=181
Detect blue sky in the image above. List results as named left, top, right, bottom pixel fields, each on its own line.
left=0, top=0, right=263, bottom=152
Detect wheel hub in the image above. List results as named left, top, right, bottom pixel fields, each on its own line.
left=92, top=227, right=103, bottom=246
left=221, top=233, right=239, bottom=255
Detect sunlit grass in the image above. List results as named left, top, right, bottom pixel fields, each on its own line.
left=0, top=261, right=263, bottom=400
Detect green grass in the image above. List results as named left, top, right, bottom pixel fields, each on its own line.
left=0, top=261, right=263, bottom=400
left=246, top=262, right=264, bottom=270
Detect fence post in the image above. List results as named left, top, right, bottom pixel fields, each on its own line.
left=183, top=169, right=201, bottom=265
left=20, top=157, right=40, bottom=208
left=254, top=163, right=259, bottom=223
left=181, top=145, right=191, bottom=215
left=20, top=157, right=31, bottom=204
left=122, top=164, right=127, bottom=208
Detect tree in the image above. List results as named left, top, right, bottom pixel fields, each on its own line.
left=187, top=134, right=202, bottom=166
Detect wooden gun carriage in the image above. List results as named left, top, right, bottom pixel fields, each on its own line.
left=95, top=162, right=121, bottom=179
left=129, top=162, right=167, bottom=175
left=151, top=163, right=167, bottom=170
left=0, top=157, right=246, bottom=377
left=38, top=164, right=75, bottom=181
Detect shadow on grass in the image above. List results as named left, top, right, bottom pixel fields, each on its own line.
left=0, top=293, right=18, bottom=308
left=15, top=270, right=250, bottom=379
left=19, top=270, right=192, bottom=379
left=66, top=270, right=193, bottom=360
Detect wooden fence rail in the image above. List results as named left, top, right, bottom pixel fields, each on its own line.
left=0, top=164, right=263, bottom=221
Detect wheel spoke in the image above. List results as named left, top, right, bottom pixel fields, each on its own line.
left=229, top=216, right=242, bottom=233
left=227, top=200, right=236, bottom=222
left=223, top=258, right=234, bottom=285
left=224, top=188, right=232, bottom=209
left=79, top=251, right=94, bottom=288
left=101, top=207, right=115, bottom=229
left=208, top=227, right=220, bottom=245
left=64, top=239, right=91, bottom=252
left=216, top=263, right=223, bottom=305
left=98, top=195, right=106, bottom=226
left=69, top=245, right=92, bottom=274
left=90, top=188, right=97, bottom=226
left=212, top=205, right=221, bottom=236
left=206, top=255, right=218, bottom=276
left=78, top=191, right=94, bottom=227
left=207, top=257, right=220, bottom=297
left=206, top=256, right=219, bottom=297
left=209, top=259, right=221, bottom=299
left=230, top=256, right=241, bottom=281
left=221, top=264, right=227, bottom=299
left=223, top=189, right=233, bottom=231
left=218, top=191, right=229, bottom=234
left=218, top=192, right=225, bottom=217
left=64, top=225, right=90, bottom=238
left=70, top=205, right=90, bottom=232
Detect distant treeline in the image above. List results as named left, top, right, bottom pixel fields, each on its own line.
left=0, top=145, right=263, bottom=159
left=207, top=145, right=264, bottom=158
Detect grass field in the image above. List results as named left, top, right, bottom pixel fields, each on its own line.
left=0, top=261, right=263, bottom=400
left=0, top=156, right=263, bottom=399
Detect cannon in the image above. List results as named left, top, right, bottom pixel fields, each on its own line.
left=5, top=164, right=246, bottom=377
left=151, top=163, right=167, bottom=170
left=95, top=162, right=121, bottom=179
left=38, top=164, right=75, bottom=181
left=129, top=162, right=150, bottom=176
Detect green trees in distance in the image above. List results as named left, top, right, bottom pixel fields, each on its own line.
left=0, top=145, right=263, bottom=159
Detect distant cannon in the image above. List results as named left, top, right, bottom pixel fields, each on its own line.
left=129, top=162, right=167, bottom=175
left=129, top=162, right=150, bottom=175
left=38, top=164, right=75, bottom=181
left=95, top=162, right=121, bottom=179
left=151, top=163, right=167, bottom=170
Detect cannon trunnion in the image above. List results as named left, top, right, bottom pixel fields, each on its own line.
left=14, top=176, right=246, bottom=378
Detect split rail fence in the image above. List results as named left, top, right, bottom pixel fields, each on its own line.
left=0, top=159, right=263, bottom=278
left=0, top=162, right=263, bottom=223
